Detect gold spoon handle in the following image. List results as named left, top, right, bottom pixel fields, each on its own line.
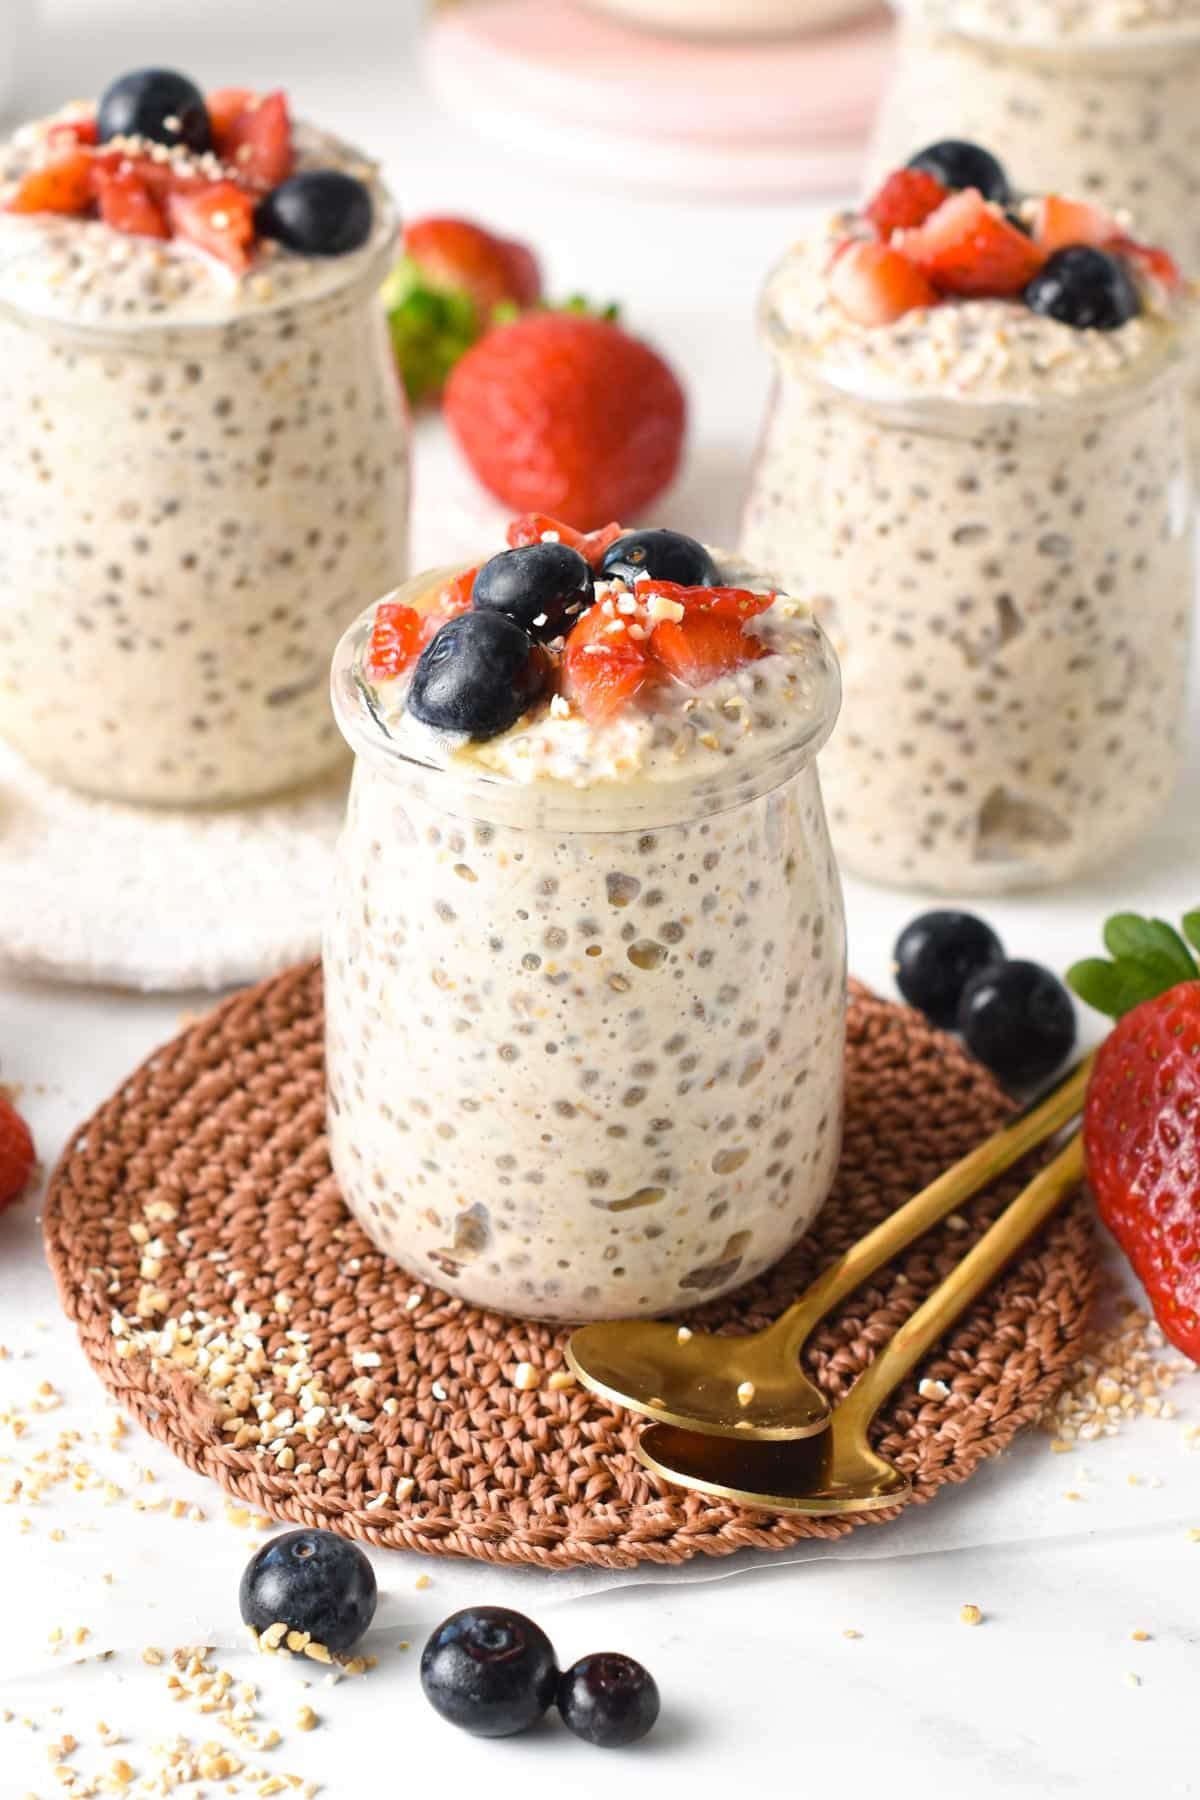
left=776, top=1055, right=1093, bottom=1357
left=835, top=1132, right=1085, bottom=1432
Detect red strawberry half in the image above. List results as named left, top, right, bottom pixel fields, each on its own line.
left=563, top=601, right=661, bottom=723
left=0, top=1095, right=35, bottom=1212
left=828, top=240, right=940, bottom=326
left=899, top=189, right=1045, bottom=297
left=864, top=167, right=949, bottom=237
left=649, top=611, right=768, bottom=688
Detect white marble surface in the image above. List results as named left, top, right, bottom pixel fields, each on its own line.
left=2, top=1, right=1198, bottom=1793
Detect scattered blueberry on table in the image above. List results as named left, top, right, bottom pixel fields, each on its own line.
left=558, top=1652, right=661, bottom=1748
left=239, top=1529, right=377, bottom=1654
left=893, top=910, right=1005, bottom=1027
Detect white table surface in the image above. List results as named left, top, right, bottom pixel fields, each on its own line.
left=2, top=2, right=1198, bottom=1794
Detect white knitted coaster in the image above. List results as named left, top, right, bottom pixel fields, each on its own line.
left=0, top=739, right=348, bottom=992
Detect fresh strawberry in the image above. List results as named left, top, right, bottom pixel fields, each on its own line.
left=828, top=239, right=940, bottom=326
left=635, top=578, right=775, bottom=621
left=365, top=602, right=425, bottom=680
left=506, top=515, right=624, bottom=570
left=6, top=149, right=93, bottom=216
left=563, top=601, right=660, bottom=722
left=92, top=165, right=170, bottom=240
left=47, top=114, right=99, bottom=149
left=1111, top=235, right=1184, bottom=293
left=0, top=1095, right=35, bottom=1212
left=864, top=167, right=949, bottom=237
left=384, top=216, right=543, bottom=407
left=445, top=312, right=686, bottom=530
left=167, top=181, right=257, bottom=272
left=649, top=611, right=768, bottom=688
left=1031, top=194, right=1119, bottom=254
left=899, top=189, right=1046, bottom=297
left=211, top=89, right=294, bottom=190
left=1069, top=910, right=1200, bottom=1360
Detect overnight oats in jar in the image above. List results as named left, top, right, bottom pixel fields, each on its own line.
left=325, top=515, right=845, bottom=1322
left=0, top=68, right=409, bottom=805
left=741, top=153, right=1194, bottom=892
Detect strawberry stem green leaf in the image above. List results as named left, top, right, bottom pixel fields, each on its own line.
left=1067, top=909, right=1200, bottom=1018
left=382, top=257, right=480, bottom=407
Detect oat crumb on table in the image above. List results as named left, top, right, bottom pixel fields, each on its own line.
left=959, top=1604, right=984, bottom=1626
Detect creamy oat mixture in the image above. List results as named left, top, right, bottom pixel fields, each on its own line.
left=323, top=556, right=846, bottom=1322
left=0, top=110, right=410, bottom=805
left=741, top=226, right=1194, bottom=891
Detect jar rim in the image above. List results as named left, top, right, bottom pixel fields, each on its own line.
left=329, top=563, right=843, bottom=834
left=895, top=0, right=1200, bottom=52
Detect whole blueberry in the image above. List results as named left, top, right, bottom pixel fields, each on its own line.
left=907, top=138, right=1010, bottom=204
left=1024, top=246, right=1141, bottom=332
left=256, top=170, right=374, bottom=257
left=558, top=1653, right=661, bottom=1748
left=238, top=1530, right=377, bottom=1654
left=600, top=528, right=719, bottom=590
left=97, top=68, right=211, bottom=152
left=894, top=910, right=1005, bottom=1028
left=472, top=542, right=593, bottom=641
left=958, top=959, right=1077, bottom=1088
left=408, top=610, right=549, bottom=740
left=420, top=1607, right=559, bottom=1738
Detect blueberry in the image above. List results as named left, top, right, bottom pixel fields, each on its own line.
left=97, top=68, right=211, bottom=152
left=599, top=528, right=719, bottom=590
left=558, top=1653, right=660, bottom=1748
left=256, top=170, right=374, bottom=258
left=238, top=1530, right=376, bottom=1654
left=907, top=139, right=1009, bottom=204
left=1023, top=246, right=1141, bottom=332
left=472, top=543, right=593, bottom=642
left=408, top=611, right=549, bottom=740
left=958, top=960, right=1077, bottom=1088
left=894, top=910, right=1005, bottom=1028
left=420, top=1607, right=558, bottom=1738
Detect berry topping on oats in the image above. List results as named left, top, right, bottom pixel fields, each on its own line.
left=907, top=138, right=1011, bottom=205
left=599, top=527, right=719, bottom=589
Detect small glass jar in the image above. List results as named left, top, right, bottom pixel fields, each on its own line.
left=324, top=566, right=846, bottom=1324
left=0, top=238, right=410, bottom=806
left=741, top=329, right=1194, bottom=892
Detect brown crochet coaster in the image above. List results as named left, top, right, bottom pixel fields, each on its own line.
left=43, top=965, right=1096, bottom=1570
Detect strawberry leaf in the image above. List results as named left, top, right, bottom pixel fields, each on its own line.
left=1184, top=911, right=1200, bottom=955
left=1065, top=957, right=1153, bottom=1020
left=1068, top=911, right=1200, bottom=1018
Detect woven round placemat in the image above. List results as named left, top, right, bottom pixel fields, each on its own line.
left=43, top=964, right=1096, bottom=1570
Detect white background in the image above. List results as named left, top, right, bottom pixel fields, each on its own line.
left=2, top=1, right=1199, bottom=1794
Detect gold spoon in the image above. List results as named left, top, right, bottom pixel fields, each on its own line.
left=637, top=1131, right=1085, bottom=1514
left=567, top=1057, right=1091, bottom=1441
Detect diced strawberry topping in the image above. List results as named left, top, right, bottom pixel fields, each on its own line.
left=365, top=602, right=425, bottom=680
left=564, top=602, right=660, bottom=722
left=1031, top=194, right=1120, bottom=254
left=828, top=239, right=940, bottom=326
left=420, top=566, right=479, bottom=644
left=635, top=578, right=775, bottom=621
left=6, top=149, right=93, bottom=216
left=864, top=167, right=949, bottom=238
left=206, top=87, right=258, bottom=147
left=47, top=115, right=99, bottom=149
left=166, top=180, right=257, bottom=272
left=898, top=190, right=1045, bottom=297
left=506, top=514, right=625, bottom=569
left=649, top=612, right=769, bottom=689
left=92, top=165, right=169, bottom=240
left=213, top=90, right=294, bottom=190
left=1111, top=235, right=1183, bottom=292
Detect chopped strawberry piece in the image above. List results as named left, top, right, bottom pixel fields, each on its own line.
left=216, top=90, right=294, bottom=190
left=828, top=239, right=941, bottom=326
left=93, top=166, right=169, bottom=240
left=365, top=601, right=425, bottom=680
left=207, top=87, right=258, bottom=148
left=0, top=1095, right=35, bottom=1211
left=1111, top=235, right=1183, bottom=292
left=1030, top=194, right=1119, bottom=254
left=47, top=115, right=99, bottom=149
left=864, top=167, right=949, bottom=237
left=635, top=578, right=775, bottom=621
left=506, top=514, right=624, bottom=569
left=420, top=566, right=479, bottom=643
left=649, top=612, right=768, bottom=689
left=899, top=189, right=1045, bottom=297
left=167, top=181, right=257, bottom=272
left=564, top=602, right=660, bottom=722
left=6, top=149, right=93, bottom=216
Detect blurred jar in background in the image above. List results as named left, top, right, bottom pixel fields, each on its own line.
left=582, top=0, right=873, bottom=33
left=0, top=1, right=36, bottom=123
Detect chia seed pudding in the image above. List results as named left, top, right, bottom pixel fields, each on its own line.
left=740, top=203, right=1194, bottom=892
left=865, top=0, right=1200, bottom=451
left=0, top=98, right=410, bottom=805
left=323, top=534, right=846, bottom=1322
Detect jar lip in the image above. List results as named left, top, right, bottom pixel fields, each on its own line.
left=896, top=0, right=1200, bottom=50
left=329, top=563, right=843, bottom=834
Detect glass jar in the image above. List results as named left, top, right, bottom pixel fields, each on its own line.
left=581, top=0, right=869, bottom=36
left=0, top=241, right=410, bottom=806
left=324, top=567, right=846, bottom=1324
left=741, top=341, right=1194, bottom=892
